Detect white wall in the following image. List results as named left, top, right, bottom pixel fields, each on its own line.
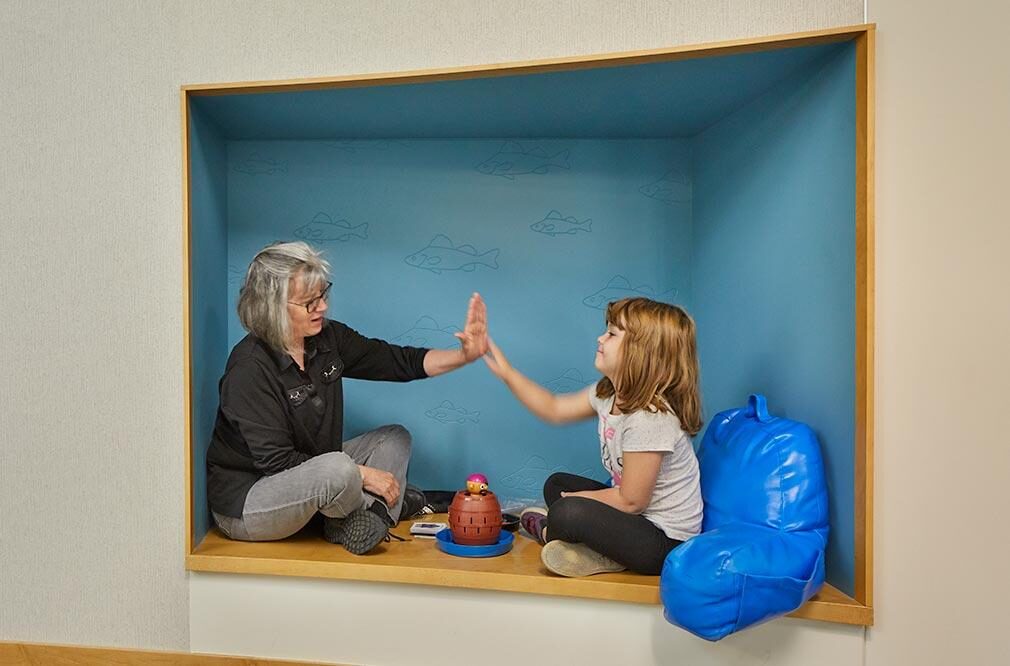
left=865, top=1, right=1010, bottom=664
left=7, top=1, right=1009, bottom=665
left=190, top=574, right=863, bottom=666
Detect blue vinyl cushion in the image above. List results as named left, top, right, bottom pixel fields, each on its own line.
left=660, top=395, right=829, bottom=640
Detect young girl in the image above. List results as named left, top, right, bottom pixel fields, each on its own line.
left=483, top=297, right=703, bottom=577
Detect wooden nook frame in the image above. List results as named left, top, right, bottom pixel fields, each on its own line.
left=182, top=23, right=876, bottom=626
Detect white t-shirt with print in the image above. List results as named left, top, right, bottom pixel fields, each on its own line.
left=589, top=390, right=703, bottom=541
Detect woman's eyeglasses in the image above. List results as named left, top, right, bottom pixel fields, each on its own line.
left=289, top=281, right=332, bottom=313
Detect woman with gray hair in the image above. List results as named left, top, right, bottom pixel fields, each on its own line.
left=206, top=241, right=488, bottom=554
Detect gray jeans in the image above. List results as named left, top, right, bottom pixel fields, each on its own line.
left=212, top=424, right=411, bottom=542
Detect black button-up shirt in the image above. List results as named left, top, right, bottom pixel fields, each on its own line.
left=206, top=319, right=429, bottom=517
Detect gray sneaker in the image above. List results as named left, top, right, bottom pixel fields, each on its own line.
left=323, top=506, right=389, bottom=555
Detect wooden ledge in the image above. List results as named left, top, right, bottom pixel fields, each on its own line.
left=187, top=514, right=871, bottom=626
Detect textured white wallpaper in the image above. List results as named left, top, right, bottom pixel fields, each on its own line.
left=0, top=0, right=864, bottom=652
left=865, top=1, right=1010, bottom=666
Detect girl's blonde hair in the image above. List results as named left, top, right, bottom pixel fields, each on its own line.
left=595, top=297, right=703, bottom=436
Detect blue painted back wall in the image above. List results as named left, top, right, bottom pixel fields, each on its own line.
left=225, top=138, right=692, bottom=506
left=691, top=46, right=857, bottom=595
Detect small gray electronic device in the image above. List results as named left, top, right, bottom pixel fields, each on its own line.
left=409, top=521, right=448, bottom=536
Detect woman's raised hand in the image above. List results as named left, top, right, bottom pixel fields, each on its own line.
left=455, top=292, right=489, bottom=363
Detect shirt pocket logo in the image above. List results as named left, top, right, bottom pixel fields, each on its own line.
left=287, top=384, right=314, bottom=407
left=320, top=359, right=344, bottom=383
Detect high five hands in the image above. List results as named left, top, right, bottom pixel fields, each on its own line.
left=455, top=292, right=489, bottom=363
left=453, top=292, right=512, bottom=379
left=453, top=292, right=512, bottom=382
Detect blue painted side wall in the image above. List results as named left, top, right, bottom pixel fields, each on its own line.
left=187, top=103, right=229, bottom=545
left=690, top=45, right=857, bottom=594
left=224, top=139, right=693, bottom=508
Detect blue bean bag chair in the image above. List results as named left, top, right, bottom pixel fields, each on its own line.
left=660, top=394, right=829, bottom=640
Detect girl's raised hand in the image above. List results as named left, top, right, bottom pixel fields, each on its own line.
left=482, top=337, right=513, bottom=380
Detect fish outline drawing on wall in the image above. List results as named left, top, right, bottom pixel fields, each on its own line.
left=639, top=168, right=693, bottom=204
left=425, top=400, right=480, bottom=425
left=293, top=212, right=368, bottom=243
left=501, top=455, right=597, bottom=493
left=475, top=141, right=572, bottom=179
left=227, top=264, right=246, bottom=286
left=390, top=316, right=462, bottom=349
left=530, top=210, right=593, bottom=237
left=404, top=234, right=499, bottom=274
left=233, top=153, right=288, bottom=175
left=323, top=139, right=410, bottom=153
left=582, top=275, right=680, bottom=310
left=544, top=368, right=591, bottom=394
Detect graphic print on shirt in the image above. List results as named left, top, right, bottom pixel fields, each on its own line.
left=599, top=416, right=622, bottom=486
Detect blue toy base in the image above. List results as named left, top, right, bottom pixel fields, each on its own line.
left=436, top=528, right=514, bottom=558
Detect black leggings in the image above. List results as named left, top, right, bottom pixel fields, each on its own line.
left=543, top=472, right=682, bottom=575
